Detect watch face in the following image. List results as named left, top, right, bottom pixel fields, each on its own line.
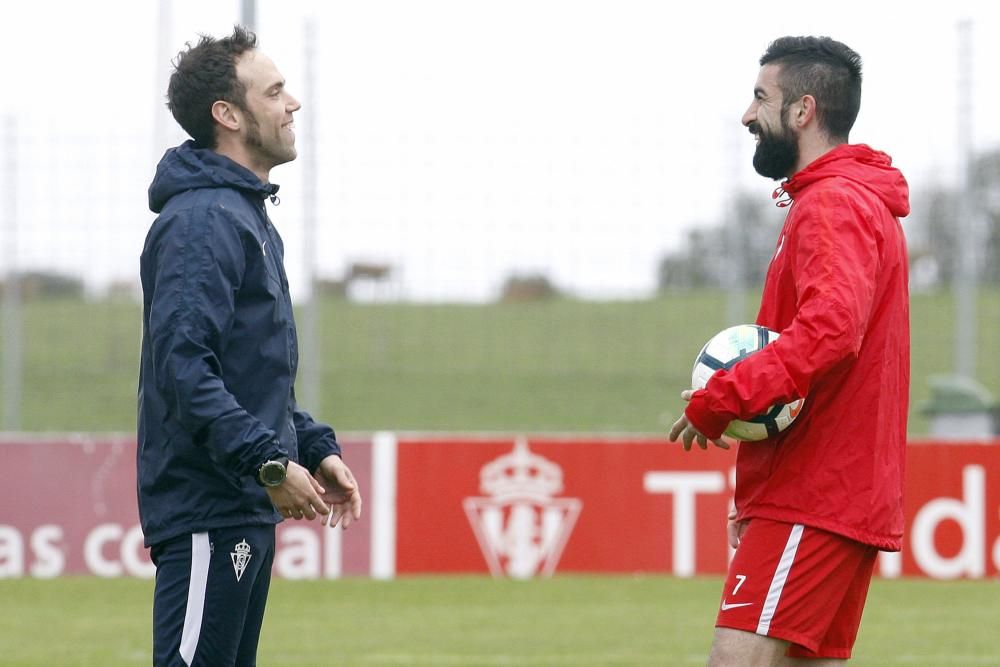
left=260, top=461, right=286, bottom=486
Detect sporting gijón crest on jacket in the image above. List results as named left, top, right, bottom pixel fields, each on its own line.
left=138, top=140, right=340, bottom=547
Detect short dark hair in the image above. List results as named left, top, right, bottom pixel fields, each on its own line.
left=166, top=25, right=258, bottom=148
left=760, top=36, right=862, bottom=142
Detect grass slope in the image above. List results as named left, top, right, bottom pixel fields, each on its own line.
left=7, top=290, right=1000, bottom=435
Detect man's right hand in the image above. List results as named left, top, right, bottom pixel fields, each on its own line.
left=668, top=390, right=730, bottom=451
left=264, top=461, right=330, bottom=520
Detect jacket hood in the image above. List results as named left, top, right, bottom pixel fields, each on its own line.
left=783, top=144, right=910, bottom=218
left=148, top=140, right=279, bottom=213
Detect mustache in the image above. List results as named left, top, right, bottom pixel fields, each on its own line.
left=747, top=121, right=762, bottom=136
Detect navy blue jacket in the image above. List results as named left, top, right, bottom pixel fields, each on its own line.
left=138, top=141, right=339, bottom=547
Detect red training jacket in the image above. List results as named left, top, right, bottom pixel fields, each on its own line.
left=685, top=144, right=910, bottom=550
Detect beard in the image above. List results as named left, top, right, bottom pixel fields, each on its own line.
left=750, top=119, right=799, bottom=181
left=244, top=109, right=297, bottom=169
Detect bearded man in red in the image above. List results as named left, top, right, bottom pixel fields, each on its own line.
left=670, top=36, right=910, bottom=665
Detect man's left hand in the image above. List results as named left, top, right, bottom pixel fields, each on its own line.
left=314, top=455, right=363, bottom=529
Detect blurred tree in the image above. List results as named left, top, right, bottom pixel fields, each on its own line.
left=970, top=150, right=1000, bottom=285
left=660, top=160, right=1000, bottom=293
left=657, top=228, right=716, bottom=289
left=912, top=187, right=960, bottom=287
left=910, top=149, right=1000, bottom=288
left=657, top=192, right=784, bottom=290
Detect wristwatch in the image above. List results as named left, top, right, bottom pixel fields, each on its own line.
left=256, top=456, right=289, bottom=487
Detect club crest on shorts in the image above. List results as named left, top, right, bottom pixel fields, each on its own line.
left=231, top=539, right=252, bottom=582
left=463, top=438, right=582, bottom=579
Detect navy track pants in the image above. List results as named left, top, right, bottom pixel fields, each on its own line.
left=151, top=525, right=275, bottom=666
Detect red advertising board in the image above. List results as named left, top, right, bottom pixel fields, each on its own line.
left=1, top=434, right=998, bottom=579
left=1, top=435, right=148, bottom=578
left=395, top=435, right=737, bottom=577
left=895, top=443, right=1000, bottom=579
left=0, top=436, right=374, bottom=578
left=394, top=435, right=1000, bottom=579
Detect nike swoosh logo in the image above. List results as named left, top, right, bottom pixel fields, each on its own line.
left=720, top=601, right=754, bottom=611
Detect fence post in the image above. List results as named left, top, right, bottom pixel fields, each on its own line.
left=2, top=114, right=22, bottom=430
left=299, top=18, right=321, bottom=412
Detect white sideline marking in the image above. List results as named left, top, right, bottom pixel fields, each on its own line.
left=896, top=658, right=1000, bottom=665
left=363, top=653, right=706, bottom=665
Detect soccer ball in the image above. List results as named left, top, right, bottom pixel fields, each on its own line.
left=690, top=324, right=805, bottom=441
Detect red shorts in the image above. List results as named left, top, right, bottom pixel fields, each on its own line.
left=715, top=518, right=878, bottom=659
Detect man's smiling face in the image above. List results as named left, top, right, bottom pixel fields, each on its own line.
left=236, top=51, right=301, bottom=173
left=742, top=63, right=800, bottom=181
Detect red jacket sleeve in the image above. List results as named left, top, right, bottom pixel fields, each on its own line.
left=685, top=187, right=881, bottom=439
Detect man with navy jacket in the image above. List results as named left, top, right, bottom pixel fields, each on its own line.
left=139, top=26, right=361, bottom=666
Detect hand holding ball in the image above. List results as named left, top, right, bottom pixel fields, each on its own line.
left=691, top=324, right=805, bottom=441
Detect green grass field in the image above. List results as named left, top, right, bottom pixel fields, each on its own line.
left=0, top=576, right=997, bottom=665
left=5, top=292, right=998, bottom=666
left=9, top=289, right=999, bottom=435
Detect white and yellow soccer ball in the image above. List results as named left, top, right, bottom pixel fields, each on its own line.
left=690, top=324, right=805, bottom=441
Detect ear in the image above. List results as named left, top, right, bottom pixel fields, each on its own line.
left=792, top=95, right=817, bottom=129
left=211, top=100, right=242, bottom=132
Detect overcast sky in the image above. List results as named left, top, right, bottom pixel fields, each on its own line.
left=2, top=0, right=998, bottom=301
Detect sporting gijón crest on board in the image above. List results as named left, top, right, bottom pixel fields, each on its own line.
left=463, top=439, right=582, bottom=579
